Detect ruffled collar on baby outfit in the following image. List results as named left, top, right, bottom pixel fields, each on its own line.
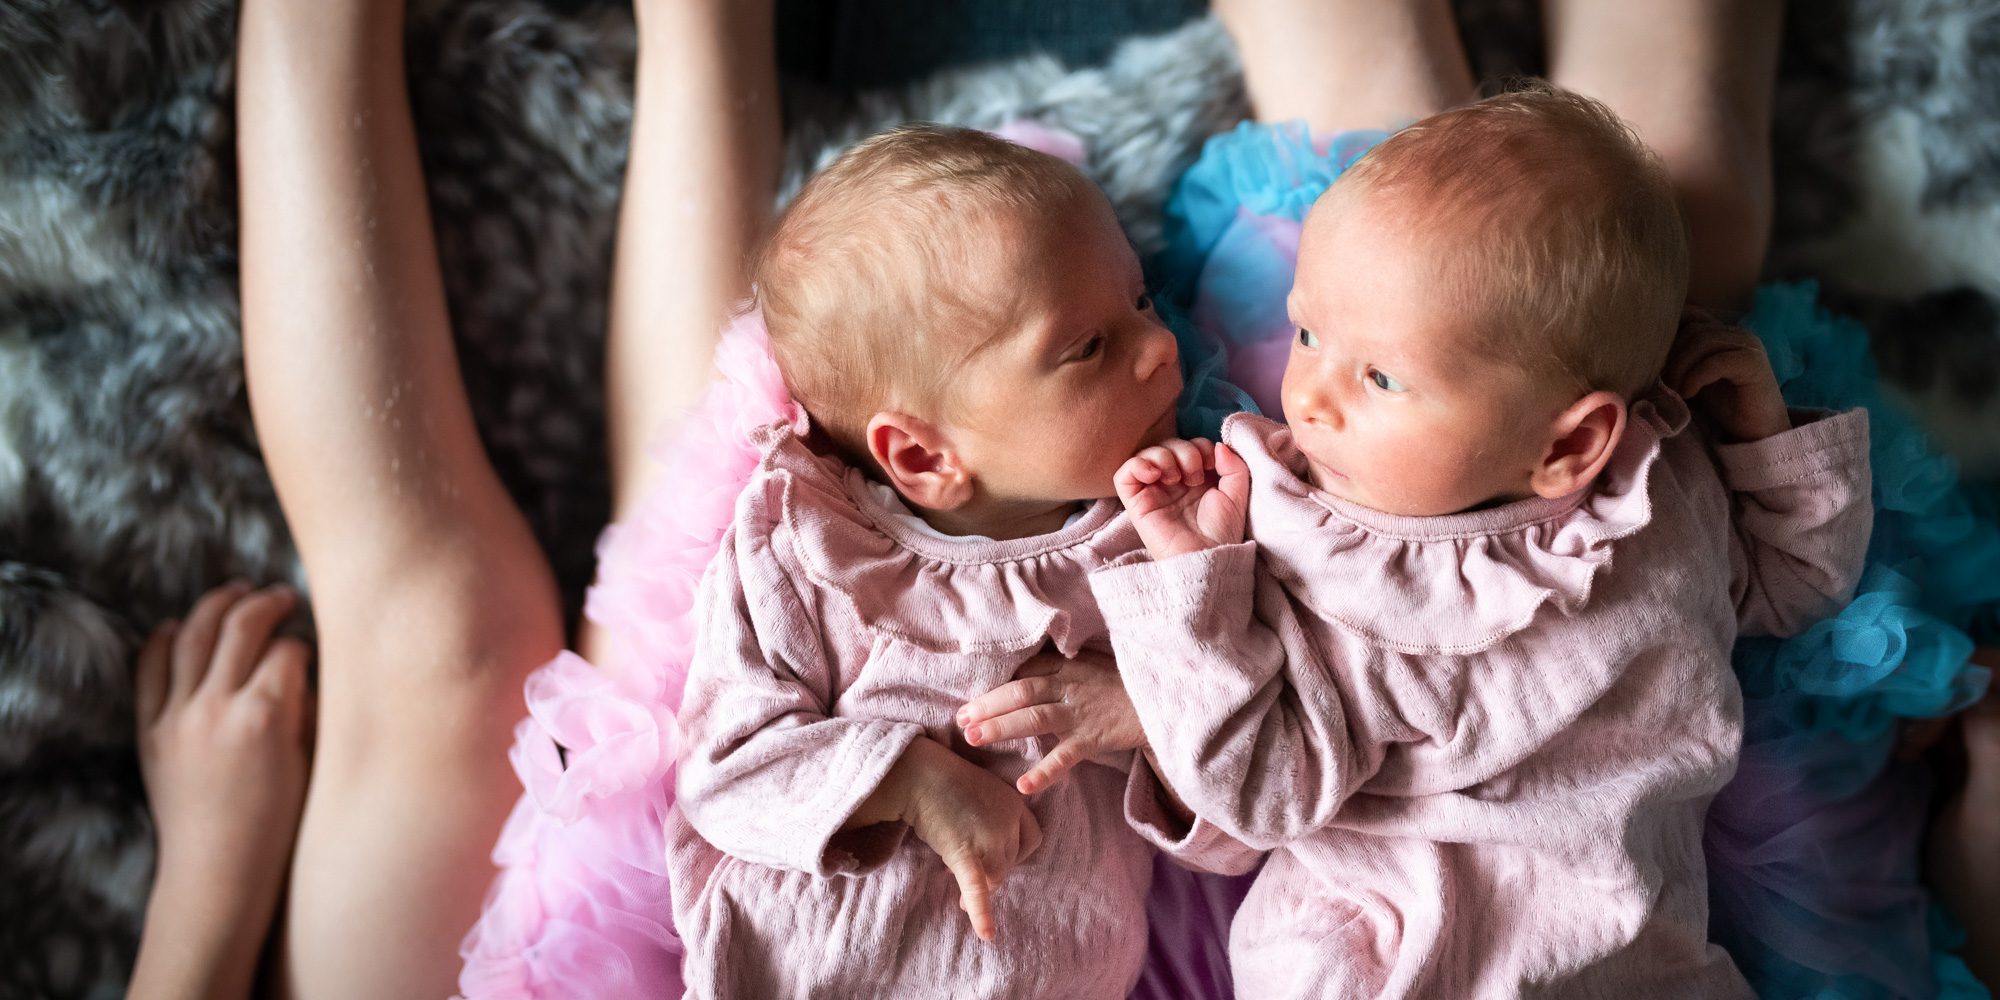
left=748, top=419, right=1137, bottom=656
left=1222, top=386, right=1692, bottom=655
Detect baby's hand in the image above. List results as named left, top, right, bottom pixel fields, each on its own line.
left=877, top=740, right=1042, bottom=943
left=957, top=647, right=1145, bottom=796
left=1666, top=311, right=1791, bottom=443
left=1114, top=437, right=1251, bottom=560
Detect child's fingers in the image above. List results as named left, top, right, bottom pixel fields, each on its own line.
left=170, top=582, right=253, bottom=701
left=134, top=621, right=177, bottom=728
left=957, top=675, right=1057, bottom=731
left=208, top=585, right=299, bottom=693
left=250, top=635, right=312, bottom=721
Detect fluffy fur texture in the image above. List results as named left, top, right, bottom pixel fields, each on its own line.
left=0, top=0, right=1995, bottom=995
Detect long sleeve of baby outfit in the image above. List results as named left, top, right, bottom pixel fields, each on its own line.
left=1714, top=407, right=1873, bottom=638
left=1091, top=542, right=1386, bottom=849
left=675, top=525, right=926, bottom=877
left=1122, top=755, right=1265, bottom=876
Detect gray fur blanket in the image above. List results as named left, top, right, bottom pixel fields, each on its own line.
left=2, top=1, right=1996, bottom=995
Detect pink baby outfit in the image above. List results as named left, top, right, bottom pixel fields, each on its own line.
left=669, top=418, right=1172, bottom=1000
left=1093, top=391, right=1873, bottom=999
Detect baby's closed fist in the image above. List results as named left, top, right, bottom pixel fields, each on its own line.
left=1114, top=437, right=1251, bottom=560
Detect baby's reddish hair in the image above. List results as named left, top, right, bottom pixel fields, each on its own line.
left=1333, top=83, right=1690, bottom=398
left=752, top=124, right=1097, bottom=458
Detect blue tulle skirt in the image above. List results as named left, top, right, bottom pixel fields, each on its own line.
left=1156, top=120, right=1998, bottom=999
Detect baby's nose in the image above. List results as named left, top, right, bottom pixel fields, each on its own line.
left=1288, top=380, right=1341, bottom=430
left=1134, top=321, right=1179, bottom=380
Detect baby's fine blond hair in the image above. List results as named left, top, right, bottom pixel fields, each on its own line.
left=1334, top=83, right=1690, bottom=398
left=752, top=124, right=1096, bottom=459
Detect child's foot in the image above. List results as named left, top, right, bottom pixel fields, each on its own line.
left=1929, top=649, right=2000, bottom=989
left=127, top=582, right=312, bottom=1000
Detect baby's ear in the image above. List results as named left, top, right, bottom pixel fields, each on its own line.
left=1528, top=391, right=1627, bottom=499
left=866, top=412, right=975, bottom=512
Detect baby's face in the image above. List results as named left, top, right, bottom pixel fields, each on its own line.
left=941, top=195, right=1183, bottom=504
left=1282, top=188, right=1566, bottom=516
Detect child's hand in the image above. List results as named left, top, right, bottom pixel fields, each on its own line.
left=129, top=582, right=312, bottom=1000
left=875, top=739, right=1042, bottom=943
left=957, top=648, right=1145, bottom=796
left=137, top=582, right=312, bottom=886
left=1666, top=311, right=1791, bottom=443
left=1114, top=437, right=1251, bottom=560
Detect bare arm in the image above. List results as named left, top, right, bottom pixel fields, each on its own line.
left=236, top=0, right=562, bottom=995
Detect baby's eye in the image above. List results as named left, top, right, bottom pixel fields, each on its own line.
left=1135, top=293, right=1155, bottom=313
left=1297, top=328, right=1320, bottom=348
left=1368, top=368, right=1407, bottom=392
left=1074, top=335, right=1105, bottom=361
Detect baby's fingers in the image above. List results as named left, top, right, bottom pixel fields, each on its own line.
left=1165, top=439, right=1207, bottom=487
left=1017, top=805, right=1043, bottom=862
left=957, top=675, right=1056, bottom=730
left=964, top=702, right=1072, bottom=748
left=959, top=676, right=1063, bottom=741
left=1675, top=346, right=1753, bottom=401
left=942, top=853, right=999, bottom=942
left=1114, top=455, right=1165, bottom=502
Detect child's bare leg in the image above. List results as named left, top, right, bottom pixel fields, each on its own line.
left=235, top=0, right=563, bottom=995
left=602, top=0, right=778, bottom=518
left=1930, top=649, right=2000, bottom=987
left=128, top=584, right=310, bottom=1000
left=1543, top=0, right=1783, bottom=311
left=1215, top=0, right=1475, bottom=134
left=579, top=0, right=779, bottom=664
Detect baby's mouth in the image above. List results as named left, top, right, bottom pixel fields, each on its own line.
left=1305, top=453, right=1347, bottom=486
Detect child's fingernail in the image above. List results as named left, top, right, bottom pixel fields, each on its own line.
left=965, top=725, right=983, bottom=744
